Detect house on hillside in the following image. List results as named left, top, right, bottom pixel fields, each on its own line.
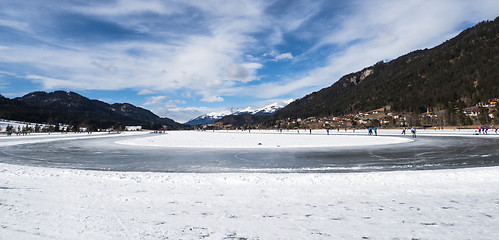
left=125, top=126, right=142, bottom=131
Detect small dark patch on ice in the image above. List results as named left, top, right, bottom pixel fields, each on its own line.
left=0, top=186, right=14, bottom=190
left=481, top=213, right=493, bottom=218
left=441, top=206, right=455, bottom=210
left=420, top=222, right=437, bottom=226
left=312, top=232, right=331, bottom=237
left=305, top=214, right=313, bottom=217
left=450, top=200, right=459, bottom=203
left=224, top=232, right=248, bottom=240
left=201, top=233, right=210, bottom=238
left=263, top=215, right=275, bottom=218
left=361, top=216, right=371, bottom=220
left=441, top=222, right=455, bottom=226
left=228, top=215, right=238, bottom=219
left=331, top=217, right=343, bottom=221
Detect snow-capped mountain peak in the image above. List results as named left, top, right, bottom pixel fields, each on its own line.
left=185, top=99, right=293, bottom=126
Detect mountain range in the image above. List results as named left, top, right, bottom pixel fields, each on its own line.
left=0, top=91, right=183, bottom=130
left=184, top=99, right=293, bottom=126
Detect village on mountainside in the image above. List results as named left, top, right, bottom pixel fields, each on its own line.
left=206, top=98, right=498, bottom=130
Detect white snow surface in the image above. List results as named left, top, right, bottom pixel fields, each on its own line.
left=116, top=130, right=413, bottom=148
left=0, top=119, right=51, bottom=131
left=1, top=163, right=498, bottom=239
left=0, top=131, right=147, bottom=147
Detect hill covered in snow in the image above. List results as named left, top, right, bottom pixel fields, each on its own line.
left=185, top=99, right=293, bottom=126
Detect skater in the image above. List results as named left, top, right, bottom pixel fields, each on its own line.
left=309, top=128, right=312, bottom=134
left=401, top=128, right=406, bottom=135
left=326, top=128, right=330, bottom=135
left=374, top=127, right=377, bottom=136
left=411, top=127, right=416, bottom=138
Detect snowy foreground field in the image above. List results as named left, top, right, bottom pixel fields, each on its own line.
left=1, top=130, right=499, bottom=239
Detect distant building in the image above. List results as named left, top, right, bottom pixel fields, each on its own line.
left=125, top=126, right=142, bottom=131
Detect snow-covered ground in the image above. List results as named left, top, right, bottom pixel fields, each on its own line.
left=0, top=131, right=147, bottom=147
left=116, top=130, right=414, bottom=148
left=0, top=119, right=51, bottom=132
left=1, top=129, right=498, bottom=239
left=1, top=163, right=498, bottom=239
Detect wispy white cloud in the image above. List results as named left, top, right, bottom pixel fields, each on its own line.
left=274, top=52, right=293, bottom=61
left=0, top=19, right=29, bottom=32
left=144, top=95, right=167, bottom=106
left=74, top=0, right=175, bottom=16
left=137, top=89, right=155, bottom=95
left=201, top=95, right=224, bottom=103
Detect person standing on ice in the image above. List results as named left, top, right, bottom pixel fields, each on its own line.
left=374, top=127, right=377, bottom=136
left=326, top=128, right=330, bottom=135
left=411, top=127, right=416, bottom=138
left=401, top=128, right=406, bottom=135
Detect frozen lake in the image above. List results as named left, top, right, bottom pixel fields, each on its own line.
left=1, top=130, right=499, bottom=239
left=1, top=130, right=497, bottom=173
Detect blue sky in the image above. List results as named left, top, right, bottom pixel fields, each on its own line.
left=0, top=0, right=498, bottom=122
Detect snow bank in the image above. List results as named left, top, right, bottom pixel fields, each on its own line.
left=0, top=131, right=148, bottom=147
left=116, top=130, right=412, bottom=148
left=1, top=163, right=498, bottom=239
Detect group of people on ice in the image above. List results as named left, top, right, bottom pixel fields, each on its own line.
left=367, top=127, right=377, bottom=136
left=401, top=127, right=417, bottom=138
left=475, top=125, right=497, bottom=135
